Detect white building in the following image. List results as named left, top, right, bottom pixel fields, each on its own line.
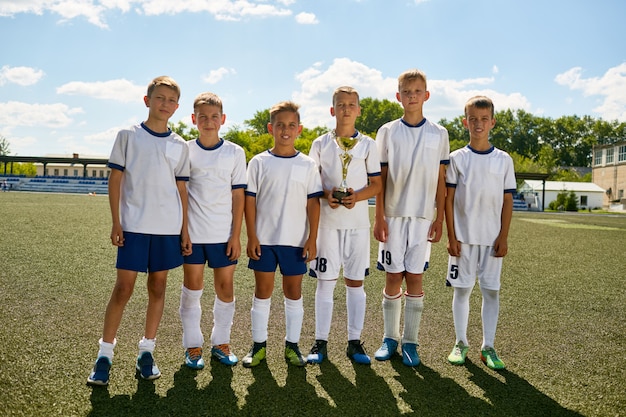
left=519, top=180, right=605, bottom=210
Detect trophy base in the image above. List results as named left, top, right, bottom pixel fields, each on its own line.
left=332, top=189, right=352, bottom=204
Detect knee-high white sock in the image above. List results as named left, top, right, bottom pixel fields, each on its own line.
left=211, top=296, right=235, bottom=346
left=138, top=337, right=156, bottom=354
left=481, top=288, right=500, bottom=349
left=382, top=290, right=402, bottom=341
left=285, top=296, right=304, bottom=344
left=251, top=296, right=271, bottom=343
left=452, top=287, right=473, bottom=345
left=97, top=338, right=116, bottom=360
left=179, top=286, right=204, bottom=348
left=346, top=285, right=366, bottom=341
left=314, top=280, right=337, bottom=340
left=402, top=292, right=424, bottom=345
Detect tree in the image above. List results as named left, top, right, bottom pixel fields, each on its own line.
left=0, top=135, right=10, bottom=156
left=357, top=97, right=403, bottom=136
left=245, top=109, right=271, bottom=135
left=169, top=120, right=197, bottom=142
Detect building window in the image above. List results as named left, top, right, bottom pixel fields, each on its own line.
left=100, top=170, right=104, bottom=177
left=619, top=189, right=624, bottom=199
left=606, top=148, right=614, bottom=164
left=92, top=170, right=97, bottom=177
left=580, top=195, right=588, bottom=207
left=73, top=169, right=79, bottom=177
left=619, top=145, right=626, bottom=162
left=63, top=169, right=68, bottom=176
left=594, top=149, right=602, bottom=165
left=54, top=169, right=59, bottom=176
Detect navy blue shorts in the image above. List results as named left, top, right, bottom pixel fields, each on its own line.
left=248, top=245, right=307, bottom=276
left=184, top=243, right=237, bottom=268
left=116, top=232, right=183, bottom=273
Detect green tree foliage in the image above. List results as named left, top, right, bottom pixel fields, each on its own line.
left=548, top=190, right=579, bottom=211
left=1, top=135, right=10, bottom=156
left=357, top=97, right=403, bottom=136
left=169, top=120, right=197, bottom=141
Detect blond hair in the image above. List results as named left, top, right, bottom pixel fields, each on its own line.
left=464, top=96, right=495, bottom=118
left=269, top=101, right=300, bottom=124
left=397, top=69, right=428, bottom=91
left=147, top=75, right=180, bottom=99
left=332, top=86, right=360, bottom=106
left=193, top=92, right=223, bottom=113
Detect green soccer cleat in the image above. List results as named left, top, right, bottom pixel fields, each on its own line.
left=480, top=347, right=506, bottom=370
left=242, top=342, right=266, bottom=368
left=284, top=342, right=306, bottom=367
left=447, top=341, right=469, bottom=365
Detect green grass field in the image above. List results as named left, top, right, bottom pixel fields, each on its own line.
left=1, top=192, right=625, bottom=417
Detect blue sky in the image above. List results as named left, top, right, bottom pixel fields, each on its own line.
left=1, top=0, right=625, bottom=157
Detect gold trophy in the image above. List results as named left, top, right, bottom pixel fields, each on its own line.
left=332, top=132, right=359, bottom=204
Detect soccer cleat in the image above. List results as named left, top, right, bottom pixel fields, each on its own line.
left=184, top=347, right=205, bottom=370
left=87, top=356, right=111, bottom=386
left=447, top=341, right=470, bottom=365
left=242, top=342, right=266, bottom=368
left=284, top=342, right=306, bottom=367
left=481, top=347, right=506, bottom=370
left=346, top=340, right=371, bottom=365
left=211, top=344, right=239, bottom=366
left=374, top=338, right=398, bottom=361
left=306, top=340, right=328, bottom=364
left=136, top=351, right=161, bottom=380
left=401, top=343, right=421, bottom=367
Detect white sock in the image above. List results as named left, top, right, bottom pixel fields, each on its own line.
left=251, top=296, right=271, bottom=343
left=211, top=296, right=235, bottom=346
left=284, top=296, right=304, bottom=344
left=314, top=280, right=337, bottom=340
left=179, top=286, right=204, bottom=348
left=97, top=338, right=116, bottom=360
left=382, top=290, right=402, bottom=341
left=481, top=288, right=500, bottom=349
left=452, top=287, right=473, bottom=345
left=346, top=285, right=366, bottom=341
left=138, top=337, right=156, bottom=354
left=402, top=292, right=424, bottom=345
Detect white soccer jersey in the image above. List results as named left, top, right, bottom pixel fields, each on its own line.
left=246, top=150, right=323, bottom=247
left=377, top=118, right=449, bottom=219
left=446, top=145, right=516, bottom=245
left=187, top=138, right=247, bottom=244
left=309, top=131, right=381, bottom=229
left=108, top=123, right=190, bottom=235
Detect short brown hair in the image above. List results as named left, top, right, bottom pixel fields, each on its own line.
left=332, top=86, right=360, bottom=106
left=147, top=75, right=180, bottom=99
left=269, top=101, right=300, bottom=124
left=398, top=69, right=428, bottom=91
left=464, top=95, right=495, bottom=117
left=193, top=92, right=223, bottom=113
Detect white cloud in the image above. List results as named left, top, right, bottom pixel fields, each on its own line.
left=202, top=67, right=236, bottom=84
left=293, top=59, right=532, bottom=128
left=295, top=11, right=318, bottom=24
left=555, top=63, right=626, bottom=121
left=0, top=65, right=45, bottom=86
left=0, top=101, right=83, bottom=129
left=56, top=79, right=145, bottom=102
left=492, top=65, right=499, bottom=75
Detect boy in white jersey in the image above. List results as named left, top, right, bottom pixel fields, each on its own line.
left=445, top=96, right=515, bottom=370
left=179, top=92, right=247, bottom=369
left=243, top=101, right=323, bottom=368
left=306, top=86, right=381, bottom=365
left=373, top=69, right=449, bottom=367
left=87, top=76, right=191, bottom=386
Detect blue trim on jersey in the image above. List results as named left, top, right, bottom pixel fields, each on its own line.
left=504, top=189, right=516, bottom=194
left=368, top=172, right=382, bottom=177
left=108, top=162, right=124, bottom=171
left=233, top=184, right=247, bottom=190
left=446, top=182, right=457, bottom=188
left=380, top=162, right=389, bottom=167
left=141, top=122, right=172, bottom=137
left=195, top=138, right=224, bottom=151
left=467, top=144, right=495, bottom=155
left=245, top=191, right=257, bottom=197
left=308, top=191, right=324, bottom=199
left=268, top=149, right=301, bottom=158
left=175, top=176, right=190, bottom=182
left=441, top=159, right=450, bottom=165
left=400, top=118, right=427, bottom=128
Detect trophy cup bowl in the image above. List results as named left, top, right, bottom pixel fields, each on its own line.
left=332, top=135, right=359, bottom=204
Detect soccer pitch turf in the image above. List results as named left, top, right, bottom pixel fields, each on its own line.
left=0, top=192, right=625, bottom=417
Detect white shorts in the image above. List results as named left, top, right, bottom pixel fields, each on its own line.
left=309, top=228, right=370, bottom=281
left=377, top=217, right=431, bottom=274
left=446, top=243, right=502, bottom=290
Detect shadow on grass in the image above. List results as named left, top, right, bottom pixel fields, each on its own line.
left=390, top=357, right=584, bottom=417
